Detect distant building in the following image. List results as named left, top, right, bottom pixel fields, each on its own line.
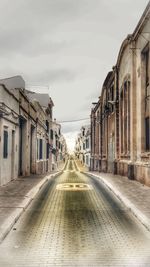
left=84, top=126, right=91, bottom=169
left=59, top=135, right=68, bottom=162
left=75, top=125, right=91, bottom=169
left=74, top=134, right=81, bottom=160
left=51, top=120, right=64, bottom=170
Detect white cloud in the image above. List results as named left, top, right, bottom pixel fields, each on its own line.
left=0, top=0, right=148, bottom=149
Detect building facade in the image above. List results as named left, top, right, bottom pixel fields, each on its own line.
left=90, top=3, right=150, bottom=186
left=75, top=125, right=91, bottom=169
left=59, top=135, right=68, bottom=163
left=0, top=76, right=37, bottom=179
left=0, top=84, right=19, bottom=185
left=0, top=75, right=65, bottom=185
left=26, top=91, right=54, bottom=174
left=116, top=3, right=150, bottom=184
left=51, top=120, right=65, bottom=170
left=84, top=126, right=91, bottom=169
left=90, top=100, right=101, bottom=171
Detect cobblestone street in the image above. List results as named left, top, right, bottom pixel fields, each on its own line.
left=0, top=160, right=150, bottom=267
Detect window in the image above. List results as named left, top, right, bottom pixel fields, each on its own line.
left=142, top=44, right=150, bottom=105
left=142, top=44, right=150, bottom=151
left=37, top=139, right=39, bottom=159
left=111, top=85, right=114, bottom=102
left=143, top=45, right=150, bottom=110
left=39, top=139, right=43, bottom=159
left=86, top=138, right=89, bottom=149
left=102, top=119, right=106, bottom=155
left=145, top=117, right=150, bottom=151
left=127, top=81, right=130, bottom=153
left=108, top=85, right=114, bottom=113
left=83, top=143, right=85, bottom=150
left=46, top=143, right=49, bottom=159
left=50, top=129, right=53, bottom=140
left=120, top=80, right=130, bottom=155
left=86, top=155, right=89, bottom=165
left=145, top=47, right=149, bottom=88
left=46, top=120, right=49, bottom=132
left=124, top=82, right=128, bottom=154
left=120, top=89, right=123, bottom=154
left=3, top=130, right=8, bottom=158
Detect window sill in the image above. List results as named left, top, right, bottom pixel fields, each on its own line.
left=120, top=153, right=130, bottom=159
left=119, top=158, right=131, bottom=163
left=141, top=152, right=150, bottom=158
left=37, top=159, right=48, bottom=162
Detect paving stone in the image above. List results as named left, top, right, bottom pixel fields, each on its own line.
left=0, top=160, right=150, bottom=266
left=85, top=170, right=150, bottom=230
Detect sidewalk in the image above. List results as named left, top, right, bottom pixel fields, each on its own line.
left=0, top=165, right=64, bottom=243
left=76, top=160, right=150, bottom=231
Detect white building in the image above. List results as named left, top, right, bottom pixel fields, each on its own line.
left=59, top=135, right=68, bottom=162
left=0, top=84, right=19, bottom=185
left=26, top=91, right=54, bottom=173
left=0, top=76, right=37, bottom=179
left=75, top=125, right=91, bottom=169
left=51, top=120, right=62, bottom=170
left=0, top=76, right=57, bottom=185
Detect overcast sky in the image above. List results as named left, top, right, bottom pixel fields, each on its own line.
left=0, top=0, right=149, bottom=152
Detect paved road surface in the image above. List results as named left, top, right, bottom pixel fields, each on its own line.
left=0, top=160, right=150, bottom=267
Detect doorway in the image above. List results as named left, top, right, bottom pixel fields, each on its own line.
left=19, top=117, right=26, bottom=176
left=11, top=130, right=15, bottom=180
left=30, top=125, right=35, bottom=173
left=108, top=133, right=115, bottom=173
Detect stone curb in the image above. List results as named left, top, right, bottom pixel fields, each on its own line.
left=82, top=171, right=150, bottom=232
left=0, top=170, right=63, bottom=243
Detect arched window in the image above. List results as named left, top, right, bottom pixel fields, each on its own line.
left=120, top=79, right=130, bottom=156
left=141, top=43, right=150, bottom=151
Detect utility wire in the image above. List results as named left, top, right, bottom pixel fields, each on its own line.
left=58, top=118, right=90, bottom=123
